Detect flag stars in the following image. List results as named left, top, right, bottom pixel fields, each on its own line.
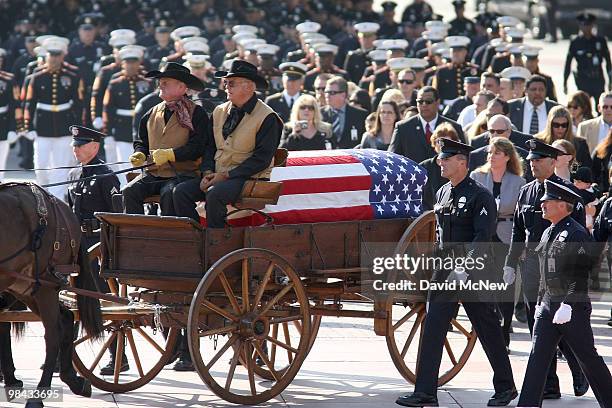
left=370, top=166, right=378, bottom=174
left=391, top=204, right=398, bottom=214
left=384, top=165, right=392, bottom=173
left=373, top=184, right=381, bottom=194
left=398, top=165, right=407, bottom=173
left=396, top=173, right=403, bottom=183
left=382, top=174, right=389, bottom=184
left=376, top=205, right=384, bottom=214
left=410, top=173, right=417, bottom=183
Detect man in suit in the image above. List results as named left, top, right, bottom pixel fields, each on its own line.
left=321, top=76, right=369, bottom=149
left=576, top=92, right=612, bottom=153
left=508, top=75, right=558, bottom=135
left=264, top=62, right=308, bottom=123
left=389, top=86, right=465, bottom=164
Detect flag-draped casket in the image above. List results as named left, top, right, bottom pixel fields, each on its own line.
left=199, top=149, right=428, bottom=226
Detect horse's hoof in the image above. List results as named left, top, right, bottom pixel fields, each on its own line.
left=78, top=379, right=92, bottom=398
left=25, top=399, right=44, bottom=408
left=5, top=378, right=23, bottom=388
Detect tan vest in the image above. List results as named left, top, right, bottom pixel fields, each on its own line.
left=146, top=102, right=201, bottom=178
left=212, top=99, right=276, bottom=179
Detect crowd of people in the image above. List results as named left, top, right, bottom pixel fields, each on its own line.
left=0, top=0, right=612, bottom=406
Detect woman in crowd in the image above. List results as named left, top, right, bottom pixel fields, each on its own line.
left=567, top=90, right=594, bottom=133
left=360, top=100, right=400, bottom=150
left=280, top=94, right=332, bottom=151
left=470, top=137, right=525, bottom=352
left=419, top=123, right=460, bottom=210
left=467, top=110, right=489, bottom=142
left=551, top=139, right=576, bottom=181
left=537, top=105, right=591, bottom=168
left=592, top=128, right=612, bottom=192
left=349, top=89, right=372, bottom=113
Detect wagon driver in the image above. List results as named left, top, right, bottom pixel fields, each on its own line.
left=173, top=60, right=283, bottom=227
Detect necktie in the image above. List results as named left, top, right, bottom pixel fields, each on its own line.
left=222, top=107, right=244, bottom=139
left=529, top=107, right=539, bottom=135
left=332, top=109, right=342, bottom=140
left=288, top=97, right=294, bottom=111
left=425, top=123, right=432, bottom=145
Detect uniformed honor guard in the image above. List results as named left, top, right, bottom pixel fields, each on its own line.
left=264, top=62, right=307, bottom=123
left=379, top=1, right=399, bottom=38
left=516, top=180, right=612, bottom=407
left=24, top=36, right=84, bottom=200
left=504, top=139, right=588, bottom=398
left=396, top=138, right=517, bottom=407
left=448, top=0, right=476, bottom=38
left=184, top=53, right=226, bottom=115
left=563, top=12, right=612, bottom=104
left=256, top=43, right=283, bottom=96
left=102, top=46, right=153, bottom=175
left=343, top=22, right=380, bottom=83
left=144, top=20, right=174, bottom=70
left=303, top=43, right=348, bottom=92
left=432, top=36, right=481, bottom=107
left=521, top=45, right=557, bottom=102
left=0, top=54, right=17, bottom=180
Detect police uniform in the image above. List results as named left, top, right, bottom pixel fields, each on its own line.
left=145, top=23, right=174, bottom=70
left=397, top=139, right=516, bottom=407
left=505, top=139, right=588, bottom=398
left=433, top=61, right=480, bottom=105
left=0, top=68, right=17, bottom=179
left=448, top=0, right=475, bottom=38
left=343, top=23, right=379, bottom=84
left=517, top=180, right=612, bottom=407
left=563, top=13, right=611, bottom=102
left=303, top=44, right=348, bottom=92
left=379, top=1, right=399, bottom=38
left=264, top=62, right=308, bottom=123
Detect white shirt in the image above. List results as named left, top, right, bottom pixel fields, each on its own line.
left=522, top=99, right=547, bottom=134
left=419, top=114, right=438, bottom=134
left=457, top=104, right=477, bottom=131
left=599, top=118, right=612, bottom=144
left=282, top=90, right=300, bottom=108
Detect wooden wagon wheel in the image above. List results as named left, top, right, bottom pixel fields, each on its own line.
left=385, top=211, right=478, bottom=385
left=71, top=244, right=179, bottom=393
left=188, top=248, right=310, bottom=405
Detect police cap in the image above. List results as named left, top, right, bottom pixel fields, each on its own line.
left=70, top=125, right=105, bottom=146
left=437, top=138, right=474, bottom=159
left=541, top=180, right=581, bottom=204
left=576, top=12, right=596, bottom=24
left=525, top=139, right=565, bottom=160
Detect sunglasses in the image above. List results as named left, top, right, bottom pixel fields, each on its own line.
left=551, top=121, right=569, bottom=129
left=398, top=79, right=415, bottom=85
left=416, top=99, right=435, bottom=105
left=489, top=128, right=508, bottom=135
left=299, top=105, right=315, bottom=111
left=324, top=90, right=344, bottom=95
left=315, top=87, right=326, bottom=92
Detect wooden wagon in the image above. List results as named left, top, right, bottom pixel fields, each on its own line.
left=3, top=209, right=476, bottom=405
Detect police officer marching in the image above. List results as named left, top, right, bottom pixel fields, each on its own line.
left=516, top=180, right=612, bottom=407
left=396, top=138, right=517, bottom=407
left=144, top=20, right=174, bottom=70
left=503, top=139, right=588, bottom=398
left=0, top=51, right=18, bottom=179
left=343, top=22, right=379, bottom=84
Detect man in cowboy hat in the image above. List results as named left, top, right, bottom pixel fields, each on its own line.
left=173, top=59, right=282, bottom=227
left=122, top=61, right=209, bottom=215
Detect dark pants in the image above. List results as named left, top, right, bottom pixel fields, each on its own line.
left=492, top=240, right=515, bottom=347
left=575, top=74, right=604, bottom=107
left=518, top=301, right=612, bottom=407
left=521, top=254, right=584, bottom=391
left=173, top=177, right=245, bottom=228
left=414, top=296, right=515, bottom=396
left=122, top=173, right=193, bottom=215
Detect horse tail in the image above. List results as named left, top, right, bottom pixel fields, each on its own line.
left=11, top=322, right=26, bottom=339
left=75, top=243, right=104, bottom=339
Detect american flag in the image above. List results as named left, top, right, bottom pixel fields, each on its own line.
left=200, top=149, right=428, bottom=226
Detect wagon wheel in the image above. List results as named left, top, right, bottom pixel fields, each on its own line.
left=71, top=245, right=180, bottom=393
left=385, top=210, right=478, bottom=385
left=188, top=248, right=310, bottom=405
left=251, top=299, right=322, bottom=381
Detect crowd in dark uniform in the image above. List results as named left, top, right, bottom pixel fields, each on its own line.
left=0, top=0, right=611, bottom=406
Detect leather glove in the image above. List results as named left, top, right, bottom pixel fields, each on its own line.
left=447, top=268, right=468, bottom=284
left=92, top=117, right=104, bottom=130
left=502, top=266, right=516, bottom=285
left=151, top=148, right=175, bottom=166
left=552, top=302, right=572, bottom=324
left=7, top=131, right=19, bottom=144
left=24, top=130, right=37, bottom=141
left=129, top=151, right=146, bottom=167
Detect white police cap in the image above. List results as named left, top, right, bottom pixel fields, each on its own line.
left=170, top=26, right=200, bottom=41
left=354, top=22, right=380, bottom=34
left=501, top=66, right=531, bottom=80
left=232, top=24, right=258, bottom=34
left=445, top=35, right=470, bottom=48
left=296, top=21, right=321, bottom=34
left=381, top=39, right=409, bottom=50
left=387, top=57, right=412, bottom=71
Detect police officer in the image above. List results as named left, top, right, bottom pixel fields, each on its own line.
left=432, top=36, right=481, bottom=107
left=517, top=180, right=612, bottom=407
left=257, top=44, right=283, bottom=97
left=303, top=44, right=348, bottom=92
left=592, top=186, right=612, bottom=329
left=343, top=22, right=379, bottom=84
left=0, top=56, right=18, bottom=180
left=24, top=37, right=84, bottom=200
left=379, top=1, right=399, bottom=38
left=396, top=138, right=517, bottom=407
left=185, top=53, right=226, bottom=115
left=144, top=20, right=174, bottom=70
left=522, top=45, right=557, bottom=102
left=265, top=62, right=307, bottom=123
left=563, top=12, right=611, bottom=104
left=448, top=0, right=475, bottom=38
left=66, top=125, right=126, bottom=376
left=103, top=46, right=153, bottom=173
left=504, top=139, right=588, bottom=398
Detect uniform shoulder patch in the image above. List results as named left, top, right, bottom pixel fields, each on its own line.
left=480, top=207, right=488, bottom=216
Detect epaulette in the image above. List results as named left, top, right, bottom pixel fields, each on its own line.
left=109, top=75, right=125, bottom=85
left=101, top=62, right=118, bottom=71
left=63, top=61, right=78, bottom=71
left=0, top=70, right=14, bottom=81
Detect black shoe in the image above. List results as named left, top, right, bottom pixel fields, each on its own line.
left=542, top=389, right=561, bottom=399
left=514, top=306, right=527, bottom=323
left=172, top=359, right=195, bottom=372
left=487, top=388, right=518, bottom=406
left=505, top=346, right=510, bottom=355
left=396, top=392, right=438, bottom=407
left=99, top=359, right=129, bottom=375
left=573, top=373, right=589, bottom=396
left=608, top=318, right=612, bottom=327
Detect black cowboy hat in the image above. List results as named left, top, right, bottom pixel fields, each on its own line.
left=145, top=62, right=205, bottom=91
left=214, top=59, right=268, bottom=89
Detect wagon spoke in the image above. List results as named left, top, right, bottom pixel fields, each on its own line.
left=257, top=282, right=295, bottom=316
left=254, top=340, right=280, bottom=382
left=252, top=261, right=275, bottom=308
left=282, top=323, right=294, bottom=364
left=206, top=334, right=239, bottom=370
left=270, top=315, right=303, bottom=325
left=125, top=329, right=144, bottom=377
left=225, top=339, right=242, bottom=391
left=135, top=327, right=165, bottom=354
left=201, top=300, right=238, bottom=322
left=444, top=338, right=458, bottom=365
left=218, top=272, right=241, bottom=315
left=74, top=322, right=114, bottom=346
left=265, top=333, right=298, bottom=354
left=113, top=330, right=125, bottom=384
left=89, top=331, right=117, bottom=372
left=393, top=304, right=421, bottom=331
left=451, top=319, right=472, bottom=337
left=245, top=342, right=257, bottom=396
left=198, top=324, right=237, bottom=338
left=242, top=259, right=250, bottom=313
left=400, top=310, right=425, bottom=359
left=270, top=323, right=278, bottom=366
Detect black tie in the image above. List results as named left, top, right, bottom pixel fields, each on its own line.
left=222, top=106, right=245, bottom=139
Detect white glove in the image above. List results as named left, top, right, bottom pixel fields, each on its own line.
left=502, top=266, right=516, bottom=285
left=24, top=130, right=37, bottom=141
left=7, top=131, right=18, bottom=144
left=447, top=268, right=468, bottom=284
left=552, top=302, right=572, bottom=324
left=92, top=117, right=104, bottom=130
